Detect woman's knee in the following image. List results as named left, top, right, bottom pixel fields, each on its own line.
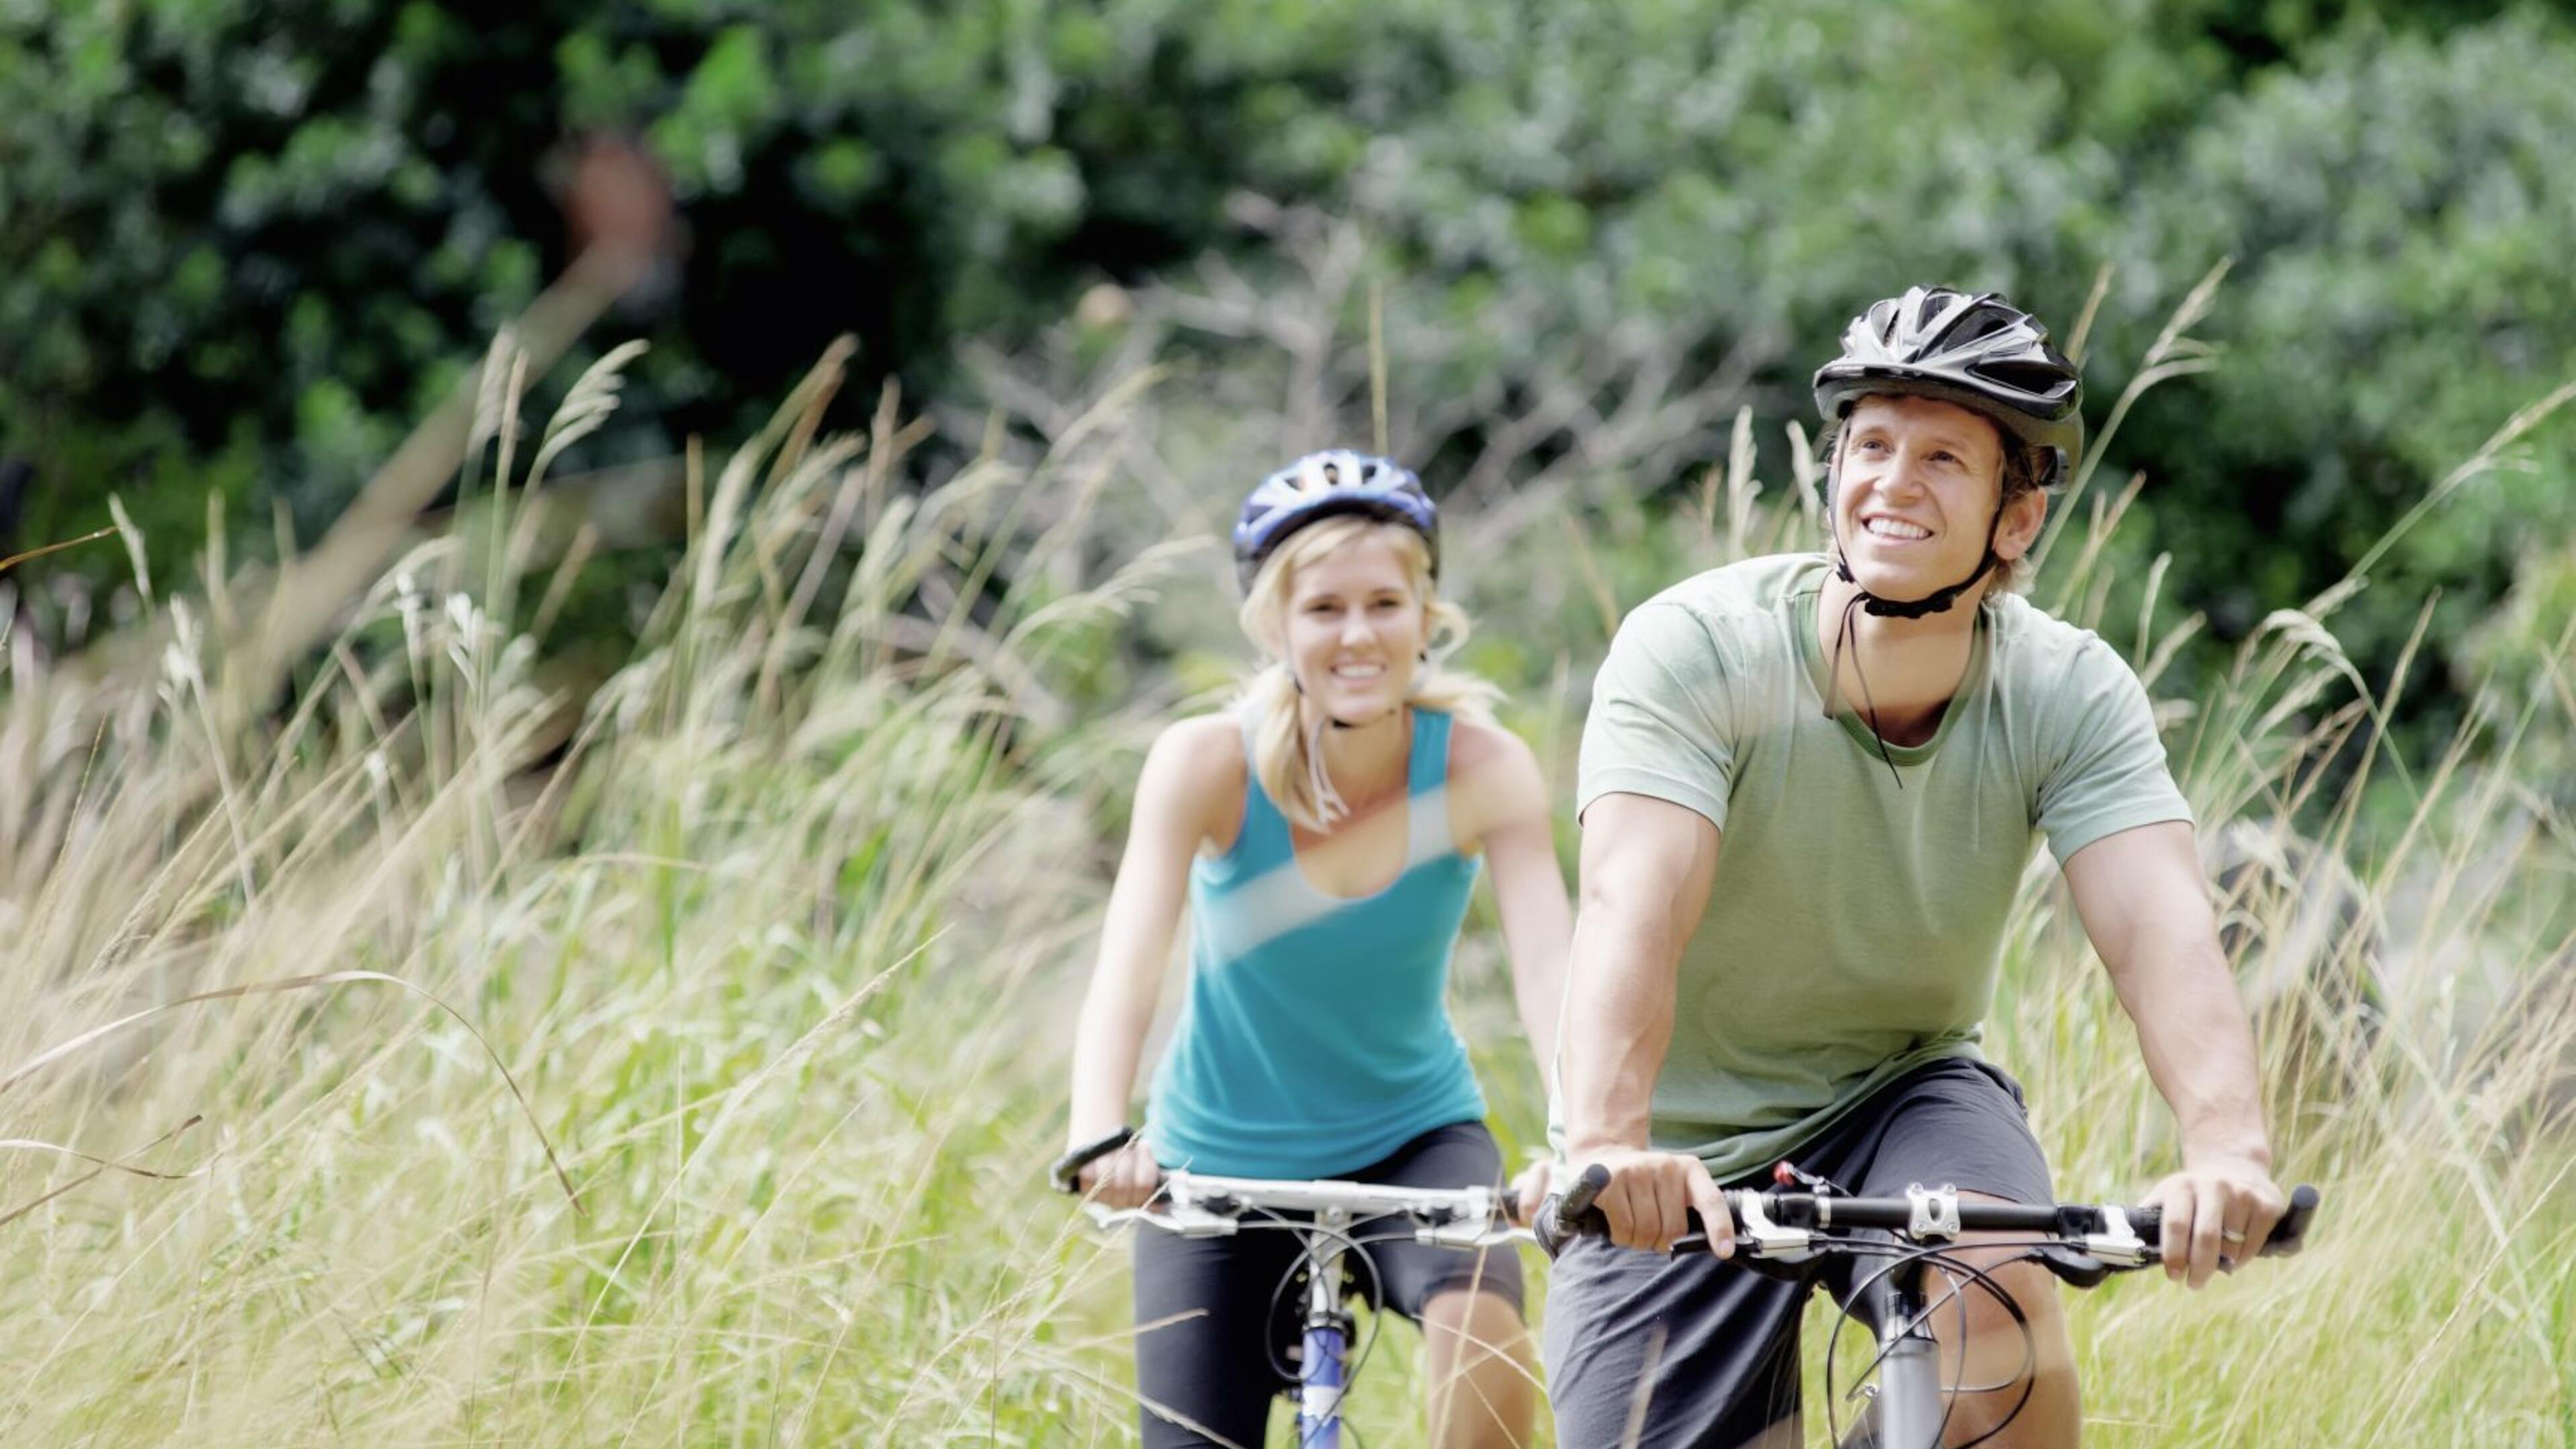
left=1421, top=1287, right=1530, bottom=1361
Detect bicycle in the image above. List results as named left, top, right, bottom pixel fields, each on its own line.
left=1051, top=1128, right=1528, bottom=1448
left=1534, top=1162, right=2322, bottom=1448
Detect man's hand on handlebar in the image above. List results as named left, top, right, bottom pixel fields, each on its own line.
left=1568, top=1146, right=1734, bottom=1256
left=2143, top=1150, right=2288, bottom=1291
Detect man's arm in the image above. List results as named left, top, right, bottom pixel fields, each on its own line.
left=2062, top=818, right=2287, bottom=1288
left=1558, top=791, right=1733, bottom=1254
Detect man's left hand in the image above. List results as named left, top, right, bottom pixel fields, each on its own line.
left=2145, top=1153, right=2286, bottom=1289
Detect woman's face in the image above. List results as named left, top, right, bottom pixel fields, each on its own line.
left=1281, top=532, right=1428, bottom=725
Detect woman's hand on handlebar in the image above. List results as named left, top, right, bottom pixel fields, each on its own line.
left=1508, top=1161, right=1553, bottom=1227
left=1578, top=1147, right=1735, bottom=1256
left=1075, top=1136, right=1164, bottom=1210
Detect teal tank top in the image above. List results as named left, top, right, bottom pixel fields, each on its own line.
left=1143, top=707, right=1487, bottom=1178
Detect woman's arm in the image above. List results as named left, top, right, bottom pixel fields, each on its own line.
left=1454, top=720, right=1572, bottom=1089
left=1065, top=716, right=1237, bottom=1204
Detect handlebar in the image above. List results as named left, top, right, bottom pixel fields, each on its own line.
left=1051, top=1143, right=1530, bottom=1250
left=1534, top=1163, right=2321, bottom=1278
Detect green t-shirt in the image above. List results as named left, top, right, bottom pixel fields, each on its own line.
left=1571, top=553, right=2192, bottom=1181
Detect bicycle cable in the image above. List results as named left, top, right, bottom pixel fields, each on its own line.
left=1821, top=1240, right=2043, bottom=1449
left=1242, top=1211, right=1389, bottom=1399
left=1310, top=1214, right=1392, bottom=1403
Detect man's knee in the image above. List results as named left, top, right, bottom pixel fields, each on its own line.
left=1938, top=1261, right=2078, bottom=1444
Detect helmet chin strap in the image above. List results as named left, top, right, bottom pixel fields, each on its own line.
left=1827, top=501, right=2006, bottom=619
left=1298, top=692, right=1405, bottom=825
left=1289, top=657, right=1421, bottom=822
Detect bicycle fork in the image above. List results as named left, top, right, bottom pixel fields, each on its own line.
left=1295, top=1205, right=1354, bottom=1449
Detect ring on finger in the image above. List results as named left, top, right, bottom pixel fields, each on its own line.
left=2219, top=1227, right=2247, bottom=1244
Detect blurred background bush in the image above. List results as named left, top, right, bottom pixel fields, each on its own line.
left=5, top=0, right=2573, bottom=786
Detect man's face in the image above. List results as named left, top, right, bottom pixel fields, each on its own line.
left=1831, top=394, right=2039, bottom=601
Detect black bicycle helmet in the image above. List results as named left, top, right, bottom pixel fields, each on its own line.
left=1813, top=286, right=2084, bottom=489
left=1231, top=450, right=1438, bottom=590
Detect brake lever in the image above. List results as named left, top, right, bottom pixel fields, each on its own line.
left=1084, top=1197, right=1242, bottom=1238
left=1727, top=1190, right=1815, bottom=1264
left=2082, top=1204, right=2155, bottom=1267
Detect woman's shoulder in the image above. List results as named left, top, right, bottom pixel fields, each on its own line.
left=1148, top=711, right=1246, bottom=771
left=1136, top=713, right=1249, bottom=853
left=1443, top=712, right=1536, bottom=771
left=1441, top=714, right=1550, bottom=831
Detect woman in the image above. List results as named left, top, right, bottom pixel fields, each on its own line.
left=1063, top=451, right=1570, bottom=1448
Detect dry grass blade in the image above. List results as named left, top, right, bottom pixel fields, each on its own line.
left=527, top=339, right=652, bottom=490
left=0, top=527, right=119, bottom=582
left=0, top=972, right=579, bottom=1211
left=1784, top=419, right=1821, bottom=528
left=2031, top=258, right=2232, bottom=578
left=1560, top=512, right=1623, bottom=647
left=1723, top=405, right=1760, bottom=557
left=2349, top=376, right=2576, bottom=583
left=2064, top=262, right=2114, bottom=366
left=0, top=1117, right=207, bottom=1182
left=0, top=1115, right=206, bottom=1230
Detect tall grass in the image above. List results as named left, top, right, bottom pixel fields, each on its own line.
left=0, top=341, right=1185, bottom=1442
left=1, top=295, right=2571, bottom=1448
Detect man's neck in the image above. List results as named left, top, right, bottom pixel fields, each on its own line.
left=1816, top=571, right=1986, bottom=747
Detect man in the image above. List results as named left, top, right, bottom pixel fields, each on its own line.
left=1544, top=286, right=2287, bottom=1447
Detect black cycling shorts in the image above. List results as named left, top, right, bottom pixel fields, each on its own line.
left=1542, top=1057, right=2056, bottom=1448
left=1131, top=1118, right=1526, bottom=1448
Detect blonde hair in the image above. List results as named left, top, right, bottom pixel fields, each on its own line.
left=1236, top=516, right=1500, bottom=833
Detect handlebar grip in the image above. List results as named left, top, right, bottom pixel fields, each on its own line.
left=1532, top=1163, right=1612, bottom=1256
left=1534, top=1164, right=1720, bottom=1256
left=1564, top=1162, right=1611, bottom=1216
left=2129, top=1183, right=2321, bottom=1258
left=1048, top=1126, right=1138, bottom=1195
left=2269, top=1183, right=2321, bottom=1256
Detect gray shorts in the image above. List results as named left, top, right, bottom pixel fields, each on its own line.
left=1542, top=1058, right=2054, bottom=1448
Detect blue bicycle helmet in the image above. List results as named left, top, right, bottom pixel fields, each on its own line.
left=1232, top=450, right=1438, bottom=590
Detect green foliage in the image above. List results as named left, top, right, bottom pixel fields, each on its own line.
left=2, top=0, right=2571, bottom=765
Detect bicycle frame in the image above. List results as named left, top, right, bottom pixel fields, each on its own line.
left=1294, top=1199, right=1356, bottom=1448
